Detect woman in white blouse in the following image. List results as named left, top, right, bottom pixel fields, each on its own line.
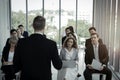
left=1, top=37, right=18, bottom=80
left=57, top=37, right=79, bottom=80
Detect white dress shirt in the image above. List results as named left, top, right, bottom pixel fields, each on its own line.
left=93, top=44, right=99, bottom=62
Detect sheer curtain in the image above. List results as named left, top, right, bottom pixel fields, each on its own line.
left=93, top=0, right=111, bottom=45
left=0, top=0, right=10, bottom=54
left=93, top=0, right=120, bottom=73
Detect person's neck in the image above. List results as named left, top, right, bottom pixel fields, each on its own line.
left=34, top=29, right=44, bottom=34
left=94, top=42, right=99, bottom=47
left=67, top=47, right=72, bottom=51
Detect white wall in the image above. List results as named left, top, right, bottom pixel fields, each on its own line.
left=0, top=0, right=10, bottom=55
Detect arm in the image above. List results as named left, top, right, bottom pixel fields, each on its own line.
left=84, top=49, right=89, bottom=65
left=75, top=49, right=79, bottom=61
left=85, top=39, right=91, bottom=48
left=59, top=48, right=65, bottom=60
left=23, top=31, right=29, bottom=38
left=85, top=46, right=94, bottom=65
left=99, top=38, right=103, bottom=44
left=13, top=40, right=22, bottom=73
left=101, top=45, right=109, bottom=65
left=51, top=42, right=62, bottom=70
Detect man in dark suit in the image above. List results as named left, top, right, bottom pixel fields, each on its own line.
left=18, top=25, right=29, bottom=38
left=83, top=33, right=112, bottom=80
left=85, top=27, right=103, bottom=48
left=13, top=16, right=62, bottom=80
left=62, top=27, right=71, bottom=45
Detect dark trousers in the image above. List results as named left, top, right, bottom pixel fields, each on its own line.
left=1, top=65, right=16, bottom=80
left=83, top=67, right=112, bottom=80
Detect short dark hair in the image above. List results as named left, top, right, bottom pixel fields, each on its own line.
left=18, top=25, right=24, bottom=28
left=91, top=33, right=99, bottom=38
left=10, top=29, right=17, bottom=34
left=33, top=16, right=46, bottom=30
left=65, top=27, right=70, bottom=31
left=69, top=26, right=74, bottom=33
left=89, top=27, right=96, bottom=31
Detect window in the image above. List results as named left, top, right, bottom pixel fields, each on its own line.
left=44, top=0, right=59, bottom=45
left=11, top=0, right=93, bottom=47
left=28, top=0, right=43, bottom=35
left=11, top=0, right=26, bottom=29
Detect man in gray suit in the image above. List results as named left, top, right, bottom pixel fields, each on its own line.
left=13, top=16, right=62, bottom=80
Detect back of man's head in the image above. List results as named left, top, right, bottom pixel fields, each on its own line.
left=33, top=16, right=46, bottom=30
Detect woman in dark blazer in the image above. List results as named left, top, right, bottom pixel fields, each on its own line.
left=1, top=37, right=18, bottom=80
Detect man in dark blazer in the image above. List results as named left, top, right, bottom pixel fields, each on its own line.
left=85, top=27, right=103, bottom=48
left=13, top=16, right=62, bottom=80
left=18, top=25, right=29, bottom=38
left=83, top=33, right=112, bottom=80
left=62, top=27, right=71, bottom=45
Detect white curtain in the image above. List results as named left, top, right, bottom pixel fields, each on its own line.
left=93, top=0, right=120, bottom=72
left=0, top=0, right=10, bottom=55
left=93, top=0, right=111, bottom=46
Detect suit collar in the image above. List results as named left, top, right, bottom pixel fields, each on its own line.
left=30, top=33, right=46, bottom=38
left=34, top=31, right=43, bottom=35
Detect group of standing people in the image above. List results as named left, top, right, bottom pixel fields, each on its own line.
left=1, top=15, right=112, bottom=80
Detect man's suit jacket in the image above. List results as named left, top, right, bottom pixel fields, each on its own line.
left=85, top=38, right=103, bottom=48
left=62, top=36, right=66, bottom=45
left=22, top=31, right=28, bottom=38
left=13, top=34, right=62, bottom=80
left=84, top=44, right=109, bottom=66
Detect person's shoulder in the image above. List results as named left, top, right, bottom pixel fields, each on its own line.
left=18, top=37, right=29, bottom=43
left=62, top=36, right=66, bottom=39
left=86, top=38, right=91, bottom=41
left=86, top=44, right=93, bottom=49
left=85, top=38, right=91, bottom=44
left=7, top=38, right=10, bottom=41
left=73, top=47, right=78, bottom=50
left=46, top=38, right=56, bottom=44
left=24, top=31, right=28, bottom=33
left=73, top=48, right=79, bottom=53
left=99, top=44, right=107, bottom=50
left=99, top=43, right=106, bottom=47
